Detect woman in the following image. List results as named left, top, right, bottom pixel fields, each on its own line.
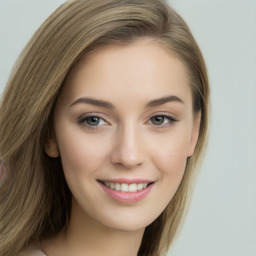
left=0, top=0, right=209, bottom=255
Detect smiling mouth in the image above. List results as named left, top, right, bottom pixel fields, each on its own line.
left=98, top=181, right=153, bottom=193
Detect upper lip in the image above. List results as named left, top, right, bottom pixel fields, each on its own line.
left=97, top=178, right=154, bottom=184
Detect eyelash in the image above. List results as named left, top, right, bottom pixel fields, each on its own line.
left=148, top=114, right=177, bottom=127
left=78, top=113, right=110, bottom=129
left=78, top=113, right=177, bottom=129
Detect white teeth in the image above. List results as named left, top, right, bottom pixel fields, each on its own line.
left=137, top=183, right=144, bottom=191
left=129, top=184, right=138, bottom=192
left=121, top=183, right=129, bottom=192
left=103, top=182, right=149, bottom=192
left=115, top=183, right=121, bottom=191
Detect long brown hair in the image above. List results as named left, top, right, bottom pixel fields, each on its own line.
left=0, top=1, right=209, bottom=255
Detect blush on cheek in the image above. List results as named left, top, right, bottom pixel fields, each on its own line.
left=59, top=132, right=111, bottom=179
left=153, top=147, right=188, bottom=177
left=61, top=147, right=98, bottom=174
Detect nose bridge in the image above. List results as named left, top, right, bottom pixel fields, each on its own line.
left=110, top=120, right=145, bottom=169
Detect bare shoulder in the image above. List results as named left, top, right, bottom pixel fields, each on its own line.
left=19, top=244, right=47, bottom=256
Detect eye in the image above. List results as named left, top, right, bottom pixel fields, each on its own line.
left=78, top=114, right=109, bottom=127
left=149, top=115, right=177, bottom=126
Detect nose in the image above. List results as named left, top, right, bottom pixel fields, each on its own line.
left=110, top=124, right=146, bottom=169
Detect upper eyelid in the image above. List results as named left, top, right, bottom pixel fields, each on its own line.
left=145, top=116, right=177, bottom=130
left=77, top=112, right=178, bottom=124
left=148, top=115, right=177, bottom=123
left=146, top=112, right=178, bottom=121
left=78, top=113, right=110, bottom=126
left=78, top=112, right=109, bottom=120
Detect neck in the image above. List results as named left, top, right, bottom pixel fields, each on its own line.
left=43, top=200, right=144, bottom=256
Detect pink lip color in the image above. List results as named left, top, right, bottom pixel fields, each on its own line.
left=98, top=181, right=153, bottom=203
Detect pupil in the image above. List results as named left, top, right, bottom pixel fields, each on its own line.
left=152, top=116, right=164, bottom=125
left=88, top=116, right=100, bottom=125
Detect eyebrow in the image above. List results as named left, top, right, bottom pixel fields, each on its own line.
left=70, top=95, right=184, bottom=109
left=146, top=95, right=184, bottom=107
left=70, top=97, right=114, bottom=109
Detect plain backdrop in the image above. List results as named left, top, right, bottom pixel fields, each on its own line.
left=0, top=1, right=256, bottom=255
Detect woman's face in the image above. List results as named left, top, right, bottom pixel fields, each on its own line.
left=46, top=41, right=200, bottom=232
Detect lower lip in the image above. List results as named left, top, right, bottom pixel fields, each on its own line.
left=98, top=182, right=153, bottom=203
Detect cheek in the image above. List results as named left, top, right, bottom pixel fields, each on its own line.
left=152, top=143, right=187, bottom=182
left=149, top=128, right=191, bottom=174
left=149, top=132, right=189, bottom=199
left=144, top=136, right=188, bottom=222
left=56, top=126, right=111, bottom=177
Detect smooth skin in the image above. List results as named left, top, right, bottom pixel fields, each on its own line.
left=44, top=40, right=201, bottom=256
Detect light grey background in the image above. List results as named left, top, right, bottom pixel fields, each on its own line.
left=0, top=1, right=256, bottom=255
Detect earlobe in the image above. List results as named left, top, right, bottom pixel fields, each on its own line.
left=44, top=135, right=59, bottom=158
left=187, top=111, right=201, bottom=157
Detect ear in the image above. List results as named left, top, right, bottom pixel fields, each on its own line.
left=44, top=133, right=59, bottom=158
left=187, top=111, right=201, bottom=157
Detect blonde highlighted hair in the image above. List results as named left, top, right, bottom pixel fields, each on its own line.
left=0, top=0, right=209, bottom=255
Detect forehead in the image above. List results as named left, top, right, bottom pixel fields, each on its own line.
left=62, top=41, right=192, bottom=107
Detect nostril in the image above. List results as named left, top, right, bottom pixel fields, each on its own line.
left=110, top=148, right=145, bottom=169
left=112, top=160, right=143, bottom=170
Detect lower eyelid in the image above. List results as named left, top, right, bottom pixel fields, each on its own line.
left=78, top=114, right=109, bottom=126
left=77, top=113, right=177, bottom=127
left=152, top=115, right=177, bottom=121
left=147, top=115, right=178, bottom=127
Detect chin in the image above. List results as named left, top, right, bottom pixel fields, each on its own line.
left=94, top=208, right=162, bottom=233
